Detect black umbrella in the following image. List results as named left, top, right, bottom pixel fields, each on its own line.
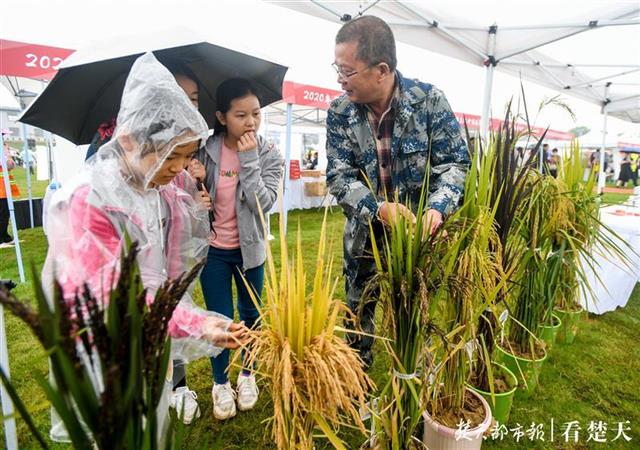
left=19, top=30, right=288, bottom=144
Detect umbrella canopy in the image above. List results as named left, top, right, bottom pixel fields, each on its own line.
left=19, top=28, right=288, bottom=144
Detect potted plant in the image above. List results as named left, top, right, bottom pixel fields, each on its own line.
left=244, top=210, right=373, bottom=450
left=420, top=149, right=505, bottom=448
left=0, top=243, right=198, bottom=449
left=365, top=184, right=444, bottom=450
left=537, top=312, right=563, bottom=349
left=544, top=142, right=629, bottom=345
left=497, top=171, right=578, bottom=397
left=552, top=142, right=599, bottom=344
left=463, top=110, right=536, bottom=423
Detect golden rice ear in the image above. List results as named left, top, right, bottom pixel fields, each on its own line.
left=237, top=204, right=374, bottom=450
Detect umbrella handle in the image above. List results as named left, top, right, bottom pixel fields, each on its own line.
left=196, top=179, right=214, bottom=231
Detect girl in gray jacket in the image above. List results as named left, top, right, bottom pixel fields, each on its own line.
left=189, top=78, right=282, bottom=420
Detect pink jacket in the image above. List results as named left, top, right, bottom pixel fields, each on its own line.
left=47, top=171, right=209, bottom=339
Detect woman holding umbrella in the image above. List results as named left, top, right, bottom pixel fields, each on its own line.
left=189, top=78, right=282, bottom=421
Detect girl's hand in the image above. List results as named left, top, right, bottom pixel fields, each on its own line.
left=203, top=320, right=249, bottom=349
left=188, top=159, right=206, bottom=180
left=197, top=185, right=212, bottom=210
left=237, top=131, right=257, bottom=153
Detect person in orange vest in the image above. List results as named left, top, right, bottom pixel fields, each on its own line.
left=1, top=137, right=21, bottom=245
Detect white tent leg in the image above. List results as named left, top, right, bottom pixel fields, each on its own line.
left=480, top=26, right=497, bottom=142
left=19, top=122, right=34, bottom=228
left=282, top=103, right=293, bottom=235
left=598, top=84, right=610, bottom=193
left=1, top=302, right=18, bottom=450
left=480, top=64, right=495, bottom=142
left=0, top=135, right=25, bottom=283
left=262, top=110, right=275, bottom=241
left=598, top=112, right=609, bottom=193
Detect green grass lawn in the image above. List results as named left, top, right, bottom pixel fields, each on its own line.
left=601, top=192, right=630, bottom=205
left=1, top=209, right=638, bottom=449
left=8, top=167, right=49, bottom=199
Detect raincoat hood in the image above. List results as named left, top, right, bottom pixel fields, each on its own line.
left=92, top=52, right=209, bottom=190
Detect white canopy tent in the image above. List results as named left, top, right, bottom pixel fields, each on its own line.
left=264, top=103, right=328, bottom=128
left=270, top=0, right=640, bottom=188
left=578, top=130, right=618, bottom=149
left=0, top=83, right=20, bottom=111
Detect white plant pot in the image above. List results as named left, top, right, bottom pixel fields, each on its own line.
left=423, top=388, right=492, bottom=450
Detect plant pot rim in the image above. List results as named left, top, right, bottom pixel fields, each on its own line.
left=467, top=363, right=518, bottom=396
left=538, top=313, right=562, bottom=330
left=496, top=342, right=548, bottom=363
left=422, top=387, right=492, bottom=439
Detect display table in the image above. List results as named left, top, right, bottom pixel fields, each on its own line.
left=11, top=198, right=43, bottom=230
left=579, top=204, right=640, bottom=314
left=270, top=176, right=336, bottom=213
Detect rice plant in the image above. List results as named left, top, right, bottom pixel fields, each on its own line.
left=553, top=141, right=629, bottom=312
left=463, top=109, right=537, bottom=392
left=425, top=153, right=506, bottom=427
left=508, top=172, right=573, bottom=353
left=243, top=209, right=373, bottom=450
left=366, top=182, right=444, bottom=449
left=0, top=242, right=200, bottom=449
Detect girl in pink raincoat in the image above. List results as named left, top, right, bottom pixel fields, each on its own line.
left=42, top=52, right=246, bottom=442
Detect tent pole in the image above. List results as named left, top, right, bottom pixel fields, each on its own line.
left=480, top=25, right=497, bottom=142
left=598, top=83, right=611, bottom=194
left=282, top=103, right=293, bottom=235
left=19, top=121, right=34, bottom=228
left=1, top=131, right=23, bottom=450
left=0, top=134, right=25, bottom=283
left=0, top=303, right=18, bottom=450
left=263, top=110, right=275, bottom=241
left=41, top=80, right=56, bottom=182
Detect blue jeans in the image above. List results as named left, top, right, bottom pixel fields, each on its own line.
left=200, top=246, right=264, bottom=384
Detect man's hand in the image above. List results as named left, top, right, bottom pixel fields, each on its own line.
left=422, top=209, right=444, bottom=238
left=378, top=201, right=416, bottom=227
left=187, top=159, right=206, bottom=180
left=237, top=131, right=258, bottom=153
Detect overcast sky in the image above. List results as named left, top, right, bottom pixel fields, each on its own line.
left=2, top=0, right=639, bottom=140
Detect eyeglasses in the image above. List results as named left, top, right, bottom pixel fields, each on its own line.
left=332, top=62, right=366, bottom=79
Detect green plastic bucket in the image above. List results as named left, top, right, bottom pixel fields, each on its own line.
left=495, top=344, right=547, bottom=399
left=538, top=313, right=562, bottom=349
left=467, top=363, right=518, bottom=425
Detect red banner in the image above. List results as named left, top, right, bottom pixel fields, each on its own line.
left=454, top=112, right=574, bottom=141
left=282, top=81, right=342, bottom=110
left=289, top=159, right=301, bottom=180
left=0, top=39, right=74, bottom=80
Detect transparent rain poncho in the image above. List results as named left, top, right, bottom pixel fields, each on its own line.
left=43, top=52, right=232, bottom=443
left=43, top=51, right=233, bottom=361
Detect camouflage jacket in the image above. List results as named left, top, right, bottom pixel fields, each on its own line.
left=326, top=72, right=470, bottom=261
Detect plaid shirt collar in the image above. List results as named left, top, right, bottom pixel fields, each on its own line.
left=365, top=75, right=401, bottom=197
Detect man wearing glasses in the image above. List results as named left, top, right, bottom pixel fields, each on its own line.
left=326, top=15, right=470, bottom=369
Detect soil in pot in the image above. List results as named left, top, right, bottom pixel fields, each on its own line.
left=425, top=390, right=486, bottom=429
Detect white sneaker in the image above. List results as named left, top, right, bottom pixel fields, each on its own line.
left=237, top=374, right=259, bottom=411
left=212, top=382, right=237, bottom=420
left=170, top=387, right=201, bottom=425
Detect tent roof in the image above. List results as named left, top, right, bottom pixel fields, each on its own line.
left=0, top=83, right=20, bottom=110
left=577, top=129, right=618, bottom=148
left=270, top=0, right=640, bottom=123
left=264, top=103, right=328, bottom=128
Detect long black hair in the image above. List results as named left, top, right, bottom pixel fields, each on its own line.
left=213, top=78, right=261, bottom=134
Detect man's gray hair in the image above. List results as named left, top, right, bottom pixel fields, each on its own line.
left=336, top=15, right=397, bottom=71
